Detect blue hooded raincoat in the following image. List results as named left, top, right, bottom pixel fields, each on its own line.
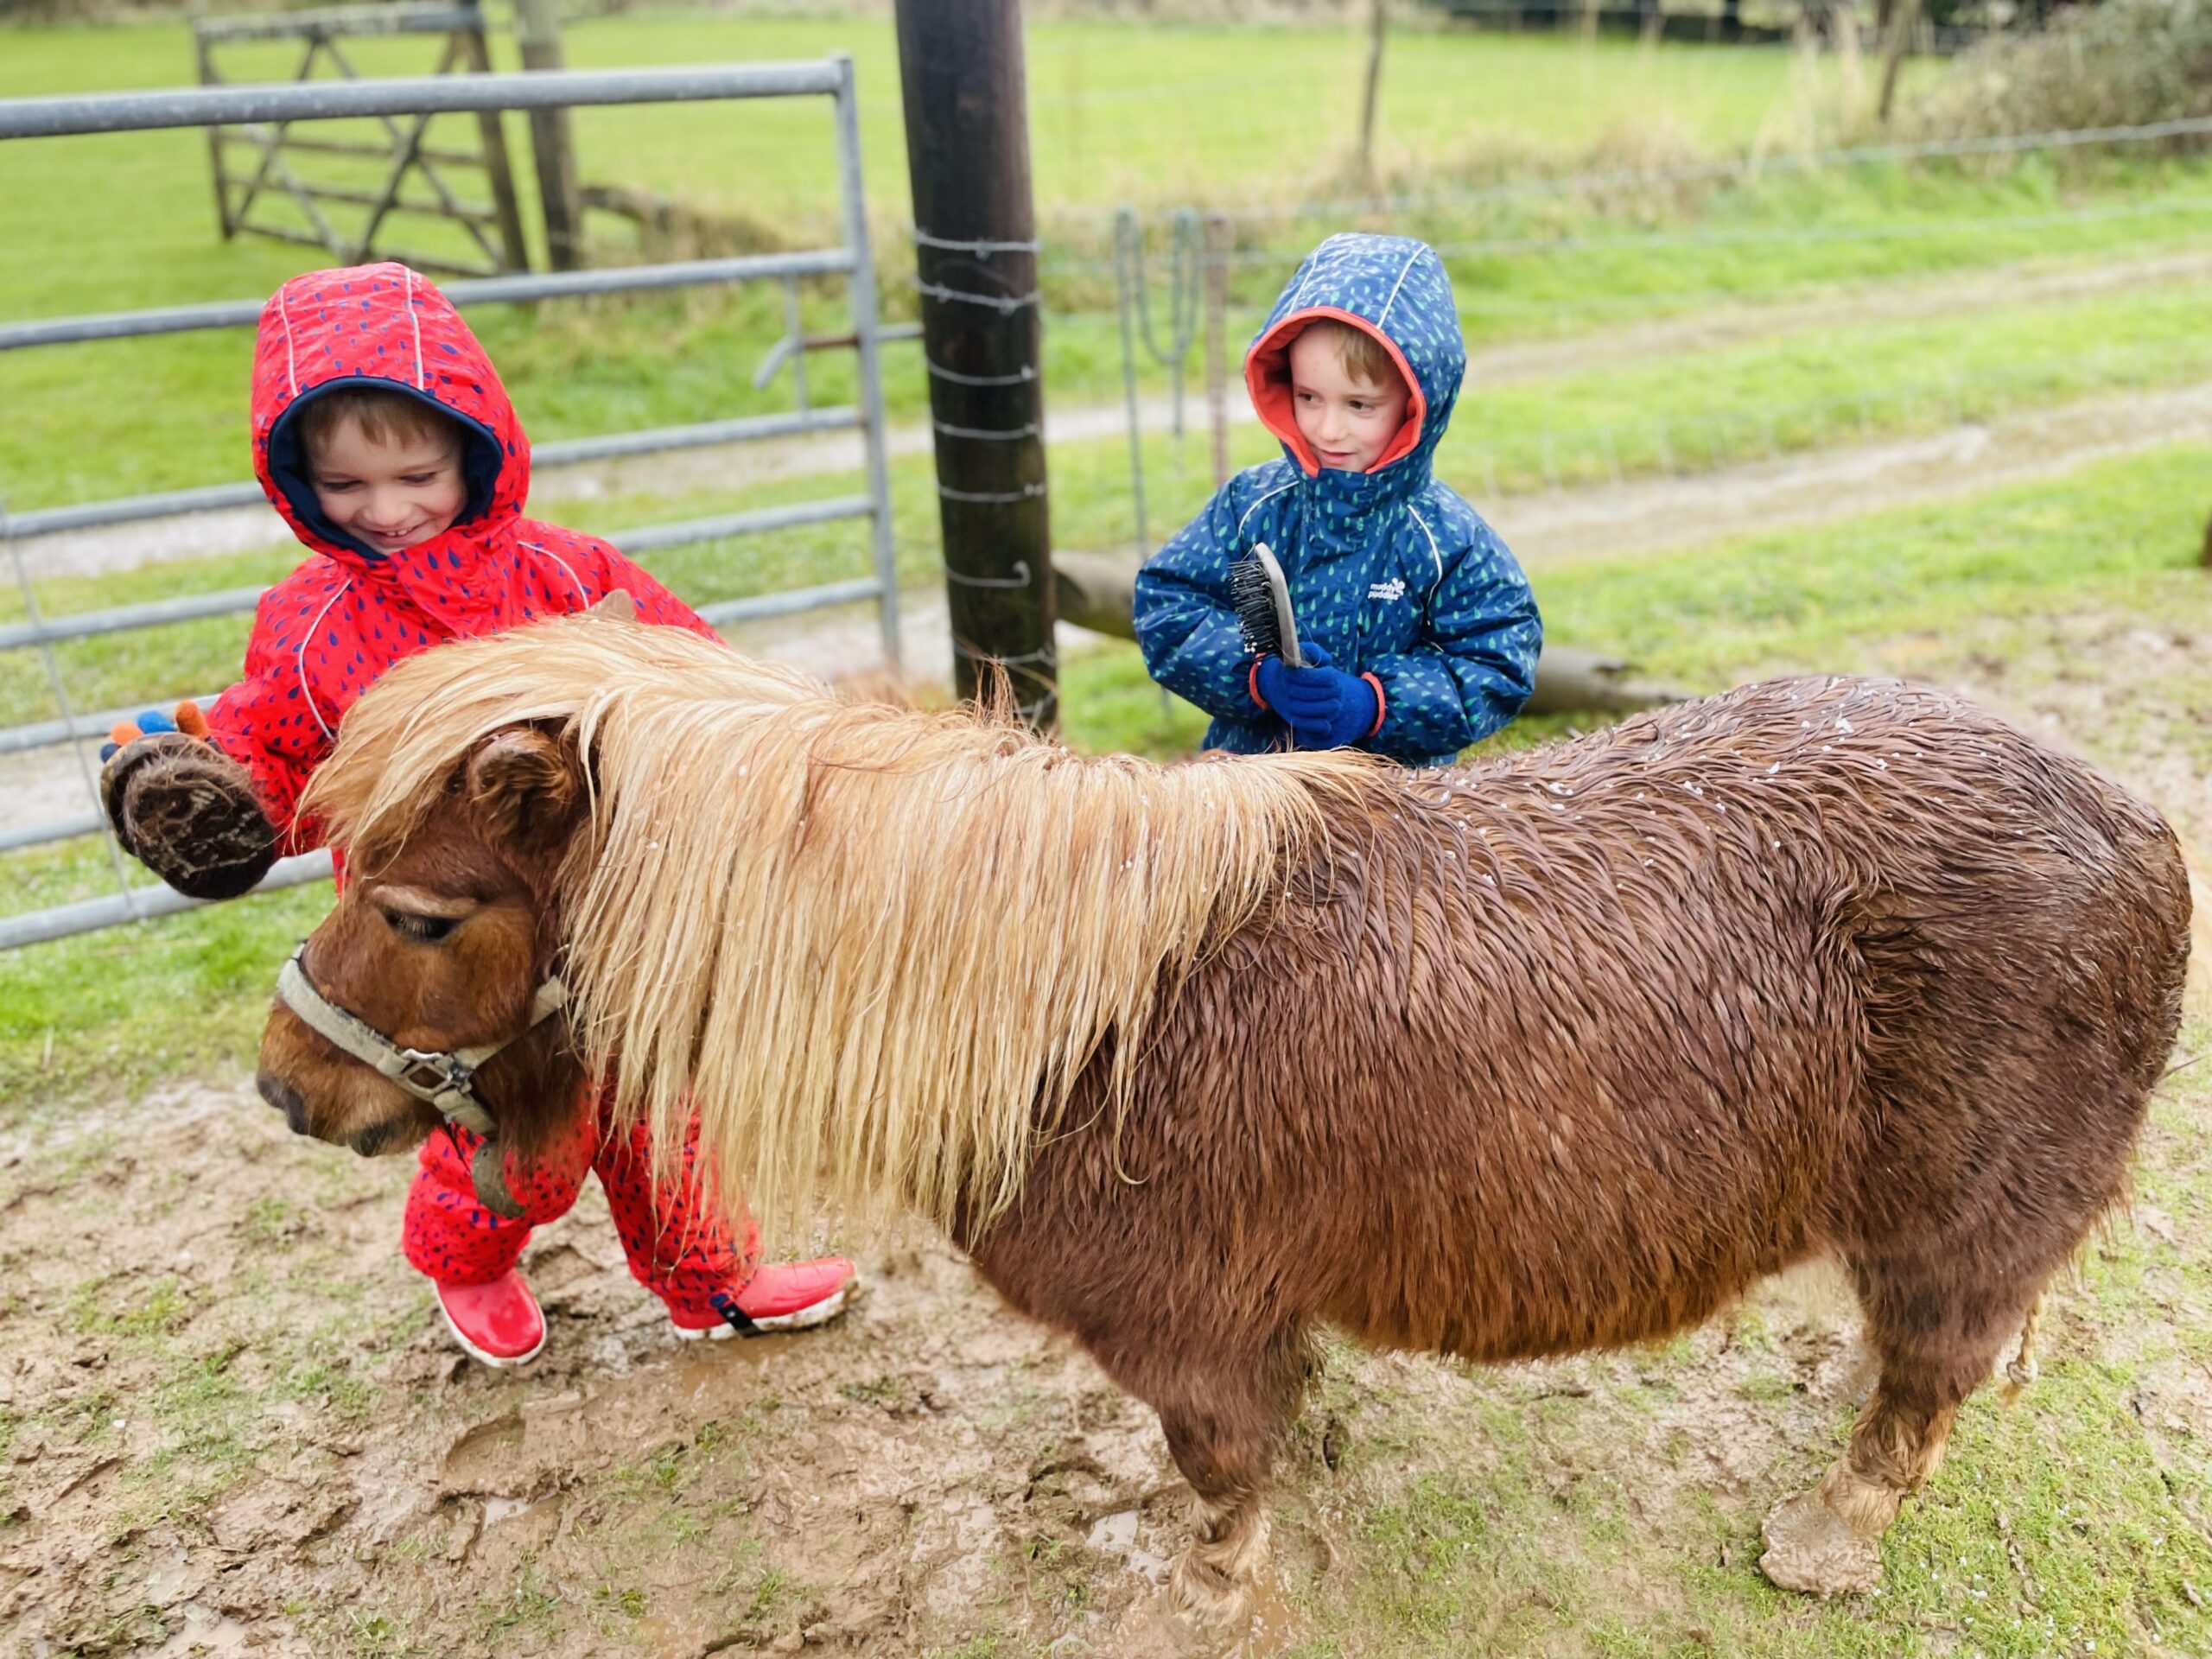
left=1134, top=234, right=1541, bottom=766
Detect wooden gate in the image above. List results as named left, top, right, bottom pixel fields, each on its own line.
left=194, top=0, right=531, bottom=276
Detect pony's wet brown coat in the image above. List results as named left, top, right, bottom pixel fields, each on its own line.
left=259, top=671, right=2190, bottom=1613
left=963, top=677, right=2186, bottom=1592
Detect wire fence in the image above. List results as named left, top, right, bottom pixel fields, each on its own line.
left=1042, top=112, right=2212, bottom=232
left=1081, top=108, right=2212, bottom=565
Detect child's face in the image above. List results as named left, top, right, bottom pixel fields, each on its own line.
left=308, top=414, right=467, bottom=556
left=1288, top=330, right=1409, bottom=474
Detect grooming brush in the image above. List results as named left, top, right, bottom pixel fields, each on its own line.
left=1227, top=542, right=1306, bottom=668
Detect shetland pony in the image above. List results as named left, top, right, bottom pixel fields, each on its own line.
left=255, top=613, right=2190, bottom=1628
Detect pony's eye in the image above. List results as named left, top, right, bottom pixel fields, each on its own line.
left=383, top=908, right=458, bottom=944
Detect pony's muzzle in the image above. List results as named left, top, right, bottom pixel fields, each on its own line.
left=257, top=1071, right=310, bottom=1137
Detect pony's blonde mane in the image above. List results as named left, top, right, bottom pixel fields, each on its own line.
left=306, top=613, right=1374, bottom=1234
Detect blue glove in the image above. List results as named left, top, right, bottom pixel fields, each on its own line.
left=1253, top=648, right=1318, bottom=719
left=1252, top=645, right=1380, bottom=750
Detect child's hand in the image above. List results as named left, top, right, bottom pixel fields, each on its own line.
left=1253, top=645, right=1380, bottom=750
left=99, top=703, right=280, bottom=900
left=99, top=699, right=211, bottom=762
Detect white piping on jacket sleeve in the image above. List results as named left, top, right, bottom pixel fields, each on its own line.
left=1236, top=479, right=1300, bottom=540
left=1405, top=505, right=1445, bottom=584
left=297, top=580, right=353, bottom=741
left=522, top=541, right=591, bottom=607
left=404, top=267, right=426, bottom=390
left=278, top=279, right=300, bottom=399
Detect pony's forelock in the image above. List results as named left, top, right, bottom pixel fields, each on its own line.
left=307, top=613, right=1376, bottom=1237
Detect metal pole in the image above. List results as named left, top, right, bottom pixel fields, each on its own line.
left=893, top=0, right=1054, bottom=728
left=830, top=54, right=900, bottom=671
left=0, top=247, right=855, bottom=352
left=1204, top=211, right=1230, bottom=489
left=0, top=63, right=849, bottom=138
left=0, top=493, right=137, bottom=907
left=513, top=0, right=583, bottom=270
left=1114, top=210, right=1151, bottom=565
left=192, top=17, right=235, bottom=240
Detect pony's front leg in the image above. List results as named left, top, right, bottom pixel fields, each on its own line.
left=1146, top=1328, right=1311, bottom=1639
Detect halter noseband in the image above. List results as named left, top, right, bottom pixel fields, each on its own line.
left=274, top=947, right=568, bottom=1217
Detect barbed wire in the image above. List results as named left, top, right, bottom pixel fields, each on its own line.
left=1038, top=190, right=2212, bottom=282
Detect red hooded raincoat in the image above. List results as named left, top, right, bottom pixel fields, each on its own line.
left=210, top=264, right=745, bottom=1312
left=207, top=261, right=714, bottom=842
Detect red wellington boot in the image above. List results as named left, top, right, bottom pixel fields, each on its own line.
left=435, top=1269, right=548, bottom=1368
left=670, top=1256, right=859, bottom=1341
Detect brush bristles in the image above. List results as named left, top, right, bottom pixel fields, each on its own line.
left=305, top=613, right=1377, bottom=1242
left=1228, top=555, right=1283, bottom=660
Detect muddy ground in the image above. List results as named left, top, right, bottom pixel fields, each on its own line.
left=0, top=1084, right=1898, bottom=1659
left=5, top=617, right=2212, bottom=1658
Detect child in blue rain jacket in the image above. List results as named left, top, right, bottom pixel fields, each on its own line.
left=1135, top=233, right=1541, bottom=766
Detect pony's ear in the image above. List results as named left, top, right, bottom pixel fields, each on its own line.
left=588, top=588, right=636, bottom=624
left=466, top=726, right=583, bottom=853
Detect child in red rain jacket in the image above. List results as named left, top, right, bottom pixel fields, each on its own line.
left=100, top=263, right=855, bottom=1367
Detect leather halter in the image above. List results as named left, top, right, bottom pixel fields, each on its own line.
left=274, top=946, right=568, bottom=1217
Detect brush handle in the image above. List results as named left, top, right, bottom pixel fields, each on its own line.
left=1253, top=543, right=1305, bottom=669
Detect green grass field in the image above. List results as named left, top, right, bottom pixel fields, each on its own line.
left=3, top=8, right=2209, bottom=512
left=0, top=10, right=1862, bottom=261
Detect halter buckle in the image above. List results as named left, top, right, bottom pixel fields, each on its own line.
left=396, top=1049, right=471, bottom=1098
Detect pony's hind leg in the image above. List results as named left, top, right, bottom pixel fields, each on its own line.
left=1761, top=1256, right=2038, bottom=1596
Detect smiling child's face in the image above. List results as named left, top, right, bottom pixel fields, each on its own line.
left=308, top=414, right=467, bottom=556
left=1288, top=327, right=1409, bottom=474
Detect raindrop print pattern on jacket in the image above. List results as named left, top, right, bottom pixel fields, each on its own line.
left=1135, top=234, right=1541, bottom=767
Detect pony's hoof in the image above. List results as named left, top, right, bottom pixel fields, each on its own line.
left=1168, top=1548, right=1255, bottom=1640
left=1111, top=1582, right=1238, bottom=1659
left=1759, top=1487, right=1882, bottom=1596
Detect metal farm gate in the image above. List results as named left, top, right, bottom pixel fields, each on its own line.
left=192, top=0, right=532, bottom=277
left=0, top=60, right=897, bottom=948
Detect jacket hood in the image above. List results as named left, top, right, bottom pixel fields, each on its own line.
left=251, top=263, right=524, bottom=574
left=1243, top=234, right=1465, bottom=509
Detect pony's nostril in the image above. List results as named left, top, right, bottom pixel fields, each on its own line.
left=257, top=1072, right=309, bottom=1135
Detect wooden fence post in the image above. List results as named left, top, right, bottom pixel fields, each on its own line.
left=457, top=4, right=531, bottom=272
left=1357, top=0, right=1388, bottom=190
left=1878, top=0, right=1922, bottom=123
left=514, top=0, right=583, bottom=270
left=894, top=0, right=1057, bottom=728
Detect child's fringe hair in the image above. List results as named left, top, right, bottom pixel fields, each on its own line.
left=305, top=613, right=1376, bottom=1237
